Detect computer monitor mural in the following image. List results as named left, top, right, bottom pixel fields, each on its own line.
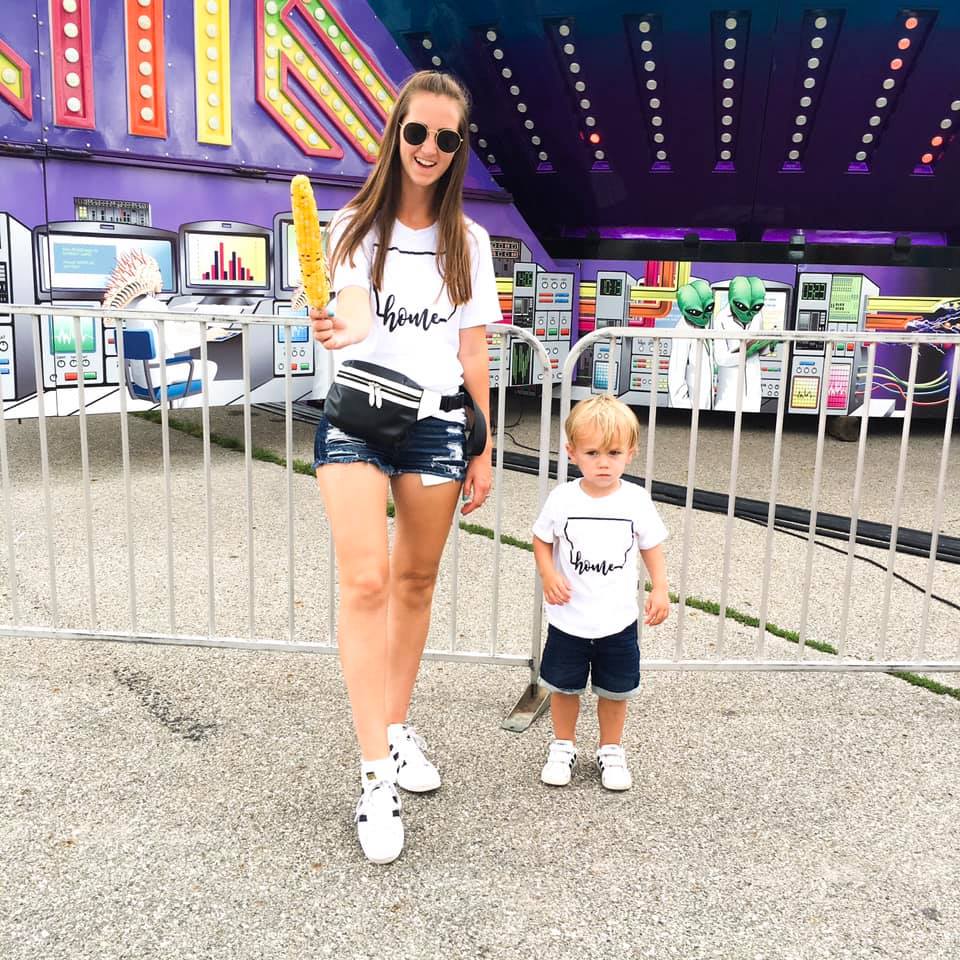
left=41, top=232, right=177, bottom=297
left=35, top=222, right=179, bottom=392
left=179, top=223, right=271, bottom=298
left=560, top=260, right=960, bottom=419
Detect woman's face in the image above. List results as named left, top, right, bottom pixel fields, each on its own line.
left=396, top=92, right=462, bottom=197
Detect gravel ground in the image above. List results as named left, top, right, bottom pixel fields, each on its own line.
left=1, top=635, right=959, bottom=960
left=1, top=400, right=959, bottom=958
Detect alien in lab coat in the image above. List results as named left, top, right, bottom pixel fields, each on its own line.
left=668, top=279, right=714, bottom=410
left=713, top=276, right=777, bottom=413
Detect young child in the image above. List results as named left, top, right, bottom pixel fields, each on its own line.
left=532, top=394, right=669, bottom=791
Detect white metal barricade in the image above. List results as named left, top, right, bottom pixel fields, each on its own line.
left=560, top=326, right=960, bottom=674
left=2, top=307, right=960, bottom=737
left=0, top=306, right=553, bottom=728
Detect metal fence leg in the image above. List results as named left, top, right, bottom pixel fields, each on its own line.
left=499, top=324, right=554, bottom=734
left=500, top=682, right=550, bottom=733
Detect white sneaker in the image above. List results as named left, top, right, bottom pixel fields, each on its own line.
left=389, top=724, right=441, bottom=793
left=596, top=744, right=632, bottom=791
left=354, top=779, right=404, bottom=864
left=541, top=739, right=577, bottom=786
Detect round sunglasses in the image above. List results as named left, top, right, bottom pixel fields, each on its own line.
left=400, top=121, right=463, bottom=154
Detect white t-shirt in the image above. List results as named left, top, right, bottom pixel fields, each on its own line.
left=327, top=211, right=499, bottom=421
left=532, top=478, right=668, bottom=638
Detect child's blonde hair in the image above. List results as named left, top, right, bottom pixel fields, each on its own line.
left=565, top=395, right=640, bottom=450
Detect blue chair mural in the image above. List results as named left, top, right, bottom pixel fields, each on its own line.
left=122, top=328, right=201, bottom=406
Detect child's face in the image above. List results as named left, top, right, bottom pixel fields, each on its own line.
left=566, top=425, right=635, bottom=495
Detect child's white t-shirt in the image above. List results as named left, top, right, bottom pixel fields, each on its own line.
left=326, top=212, right=499, bottom=421
left=532, top=478, right=668, bottom=638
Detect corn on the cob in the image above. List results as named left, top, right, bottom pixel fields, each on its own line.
left=290, top=174, right=330, bottom=309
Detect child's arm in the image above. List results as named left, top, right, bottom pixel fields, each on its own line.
left=639, top=544, right=669, bottom=626
left=533, top=536, right=571, bottom=605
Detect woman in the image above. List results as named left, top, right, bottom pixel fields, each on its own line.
left=310, top=71, right=496, bottom=864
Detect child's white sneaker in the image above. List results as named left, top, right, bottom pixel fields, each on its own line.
left=389, top=724, right=441, bottom=793
left=596, top=744, right=632, bottom=791
left=541, top=739, right=577, bottom=786
left=354, top=779, right=404, bottom=864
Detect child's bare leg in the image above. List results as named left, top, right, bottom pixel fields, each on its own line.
left=550, top=692, right=580, bottom=742
left=597, top=696, right=627, bottom=746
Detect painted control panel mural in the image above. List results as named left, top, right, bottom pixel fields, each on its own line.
left=551, top=259, right=960, bottom=419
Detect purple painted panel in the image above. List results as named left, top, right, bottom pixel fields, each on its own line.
left=763, top=229, right=947, bottom=246
left=689, top=262, right=798, bottom=287
left=562, top=227, right=738, bottom=241
left=0, top=157, right=47, bottom=227
left=557, top=259, right=798, bottom=288
left=39, top=160, right=550, bottom=268
left=42, top=159, right=355, bottom=232
left=463, top=198, right=556, bottom=269
left=798, top=262, right=960, bottom=298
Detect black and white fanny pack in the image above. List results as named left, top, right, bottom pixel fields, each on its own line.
left=324, top=359, right=487, bottom=456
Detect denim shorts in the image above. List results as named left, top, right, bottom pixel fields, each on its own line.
left=313, top=414, right=467, bottom=482
left=539, top=621, right=640, bottom=700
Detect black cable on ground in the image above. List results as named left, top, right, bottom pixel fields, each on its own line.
left=737, top=514, right=960, bottom=613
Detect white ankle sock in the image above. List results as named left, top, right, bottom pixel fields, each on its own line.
left=360, top=756, right=396, bottom=789
left=387, top=722, right=407, bottom=745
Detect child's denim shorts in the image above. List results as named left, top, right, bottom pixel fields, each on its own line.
left=313, top=414, right=467, bottom=483
left=539, top=621, right=640, bottom=700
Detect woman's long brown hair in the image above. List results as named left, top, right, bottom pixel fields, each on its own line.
left=329, top=71, right=473, bottom=305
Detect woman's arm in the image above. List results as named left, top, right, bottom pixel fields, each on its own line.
left=458, top=325, right=492, bottom=515
left=310, top=285, right=372, bottom=350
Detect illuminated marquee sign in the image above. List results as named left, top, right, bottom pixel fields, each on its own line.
left=0, top=0, right=397, bottom=163
left=125, top=0, right=167, bottom=138
left=195, top=0, right=232, bottom=145
left=256, top=0, right=397, bottom=161
left=0, top=37, right=31, bottom=120
left=49, top=0, right=96, bottom=128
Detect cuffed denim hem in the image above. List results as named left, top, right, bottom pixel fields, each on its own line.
left=592, top=683, right=641, bottom=701
left=538, top=676, right=586, bottom=697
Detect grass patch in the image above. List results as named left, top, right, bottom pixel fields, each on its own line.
left=888, top=671, right=960, bottom=702
left=663, top=589, right=838, bottom=656
left=459, top=521, right=533, bottom=551
left=134, top=409, right=959, bottom=701
left=134, top=409, right=315, bottom=475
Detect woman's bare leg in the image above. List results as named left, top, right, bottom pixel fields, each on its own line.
left=316, top=462, right=390, bottom=760
left=385, top=473, right=461, bottom=723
